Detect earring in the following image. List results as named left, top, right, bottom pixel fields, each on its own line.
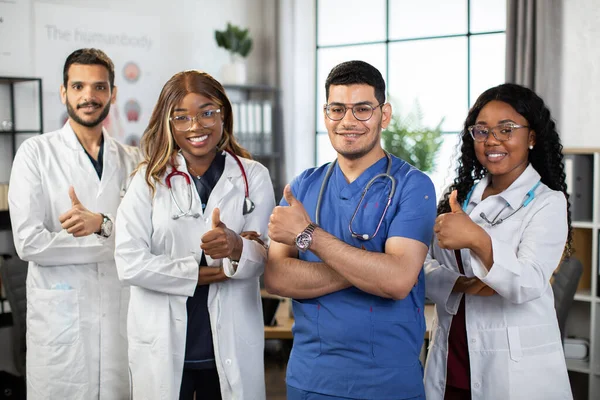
left=529, top=145, right=534, bottom=150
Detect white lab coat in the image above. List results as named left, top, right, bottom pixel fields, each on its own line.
left=114, top=151, right=274, bottom=400
left=8, top=122, right=141, bottom=400
left=424, top=165, right=572, bottom=400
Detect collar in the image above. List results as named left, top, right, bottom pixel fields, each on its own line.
left=333, top=154, right=390, bottom=200
left=173, top=150, right=243, bottom=179
left=60, top=121, right=109, bottom=151
left=189, top=151, right=225, bottom=187
left=468, top=164, right=541, bottom=209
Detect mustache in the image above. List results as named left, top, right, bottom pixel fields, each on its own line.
left=77, top=102, right=101, bottom=109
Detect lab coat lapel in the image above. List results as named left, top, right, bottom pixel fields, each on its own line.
left=59, top=123, right=101, bottom=207
left=203, top=152, right=240, bottom=218
left=98, top=130, right=118, bottom=197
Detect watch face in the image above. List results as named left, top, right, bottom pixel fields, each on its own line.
left=295, top=232, right=312, bottom=251
left=103, top=218, right=114, bottom=236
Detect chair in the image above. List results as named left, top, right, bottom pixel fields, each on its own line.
left=0, top=255, right=28, bottom=377
left=551, top=257, right=583, bottom=343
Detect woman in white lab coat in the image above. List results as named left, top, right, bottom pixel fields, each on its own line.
left=424, top=83, right=573, bottom=400
left=114, top=70, right=275, bottom=400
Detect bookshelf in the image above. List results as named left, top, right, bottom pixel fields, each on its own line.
left=224, top=84, right=284, bottom=199
left=562, top=148, right=600, bottom=399
left=0, top=76, right=43, bottom=326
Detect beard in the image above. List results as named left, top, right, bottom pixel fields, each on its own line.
left=335, top=121, right=382, bottom=161
left=66, top=99, right=111, bottom=128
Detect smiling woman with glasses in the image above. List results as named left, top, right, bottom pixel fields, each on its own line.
left=467, top=121, right=529, bottom=142
left=170, top=108, right=222, bottom=131
left=424, top=83, right=573, bottom=400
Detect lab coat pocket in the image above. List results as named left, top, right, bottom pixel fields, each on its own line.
left=508, top=349, right=571, bottom=400
left=507, top=326, right=523, bottom=362
left=28, top=288, right=80, bottom=346
left=232, top=281, right=263, bottom=347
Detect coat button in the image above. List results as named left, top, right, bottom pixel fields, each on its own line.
left=474, top=383, right=480, bottom=389
left=470, top=338, right=476, bottom=343
left=225, top=359, right=232, bottom=366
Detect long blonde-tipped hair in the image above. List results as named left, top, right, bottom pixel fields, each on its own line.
left=139, top=70, right=251, bottom=195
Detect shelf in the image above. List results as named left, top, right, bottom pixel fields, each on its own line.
left=0, top=130, right=42, bottom=135
left=574, top=289, right=596, bottom=302
left=573, top=221, right=596, bottom=229
left=224, top=84, right=278, bottom=92
left=567, top=358, right=591, bottom=374
left=0, top=76, right=42, bottom=84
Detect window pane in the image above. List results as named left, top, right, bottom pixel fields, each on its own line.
left=316, top=44, right=387, bottom=132
left=316, top=131, right=337, bottom=166
left=470, top=0, right=507, bottom=33
left=426, top=132, right=462, bottom=201
left=388, top=37, right=468, bottom=132
left=389, top=0, right=467, bottom=39
left=317, top=0, right=386, bottom=46
left=470, top=33, right=506, bottom=106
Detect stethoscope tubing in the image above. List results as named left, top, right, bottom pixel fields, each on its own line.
left=315, top=151, right=396, bottom=241
left=165, top=150, right=254, bottom=220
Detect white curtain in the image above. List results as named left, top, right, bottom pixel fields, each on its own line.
left=277, top=0, right=317, bottom=183
left=505, top=0, right=564, bottom=121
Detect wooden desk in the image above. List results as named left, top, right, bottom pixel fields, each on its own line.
left=264, top=297, right=294, bottom=340
left=263, top=292, right=435, bottom=341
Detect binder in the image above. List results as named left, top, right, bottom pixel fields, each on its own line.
left=565, top=154, right=593, bottom=222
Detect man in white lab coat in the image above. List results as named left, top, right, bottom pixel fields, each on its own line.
left=8, top=48, right=141, bottom=399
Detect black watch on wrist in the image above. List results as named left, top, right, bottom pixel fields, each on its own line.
left=99, top=214, right=113, bottom=238
left=295, top=223, right=317, bottom=252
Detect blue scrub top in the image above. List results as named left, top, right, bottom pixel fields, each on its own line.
left=282, top=154, right=436, bottom=399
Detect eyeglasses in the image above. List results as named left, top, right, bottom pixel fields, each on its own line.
left=467, top=122, right=529, bottom=142
left=170, top=109, right=222, bottom=131
left=324, top=103, right=384, bottom=121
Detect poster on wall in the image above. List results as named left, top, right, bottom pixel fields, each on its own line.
left=0, top=0, right=32, bottom=76
left=34, top=3, right=161, bottom=146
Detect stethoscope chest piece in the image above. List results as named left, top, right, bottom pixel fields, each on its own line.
left=243, top=197, right=255, bottom=215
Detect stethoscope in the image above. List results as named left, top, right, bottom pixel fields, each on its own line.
left=463, top=180, right=541, bottom=226
left=315, top=151, right=396, bottom=241
left=165, top=149, right=255, bottom=220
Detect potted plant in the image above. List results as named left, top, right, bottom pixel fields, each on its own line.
left=215, top=22, right=253, bottom=85
left=381, top=100, right=444, bottom=173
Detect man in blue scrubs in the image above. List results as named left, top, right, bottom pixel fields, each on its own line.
left=265, top=60, right=436, bottom=400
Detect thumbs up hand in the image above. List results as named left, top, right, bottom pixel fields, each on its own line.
left=449, top=190, right=464, bottom=214
left=201, top=207, right=243, bottom=260
left=59, top=186, right=104, bottom=237
left=268, top=184, right=312, bottom=246
left=434, top=190, right=481, bottom=250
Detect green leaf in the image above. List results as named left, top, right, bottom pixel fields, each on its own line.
left=214, top=22, right=253, bottom=58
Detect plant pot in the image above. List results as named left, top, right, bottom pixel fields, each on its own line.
left=220, top=62, right=247, bottom=85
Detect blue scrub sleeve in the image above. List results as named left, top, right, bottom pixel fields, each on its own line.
left=387, top=171, right=436, bottom=246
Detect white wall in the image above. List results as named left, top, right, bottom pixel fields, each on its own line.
left=560, top=0, right=600, bottom=148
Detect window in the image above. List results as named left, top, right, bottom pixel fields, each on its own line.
left=315, top=0, right=506, bottom=199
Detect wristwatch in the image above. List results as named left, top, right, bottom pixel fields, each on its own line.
left=295, top=223, right=317, bottom=252
left=98, top=214, right=113, bottom=238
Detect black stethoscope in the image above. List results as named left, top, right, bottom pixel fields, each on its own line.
left=315, top=151, right=397, bottom=241
left=165, top=150, right=255, bottom=220
left=463, top=180, right=541, bottom=226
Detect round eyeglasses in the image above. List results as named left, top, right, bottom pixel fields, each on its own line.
left=324, top=103, right=384, bottom=121
left=467, top=122, right=529, bottom=142
left=170, top=109, right=222, bottom=131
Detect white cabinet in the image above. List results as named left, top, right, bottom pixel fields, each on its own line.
left=563, top=148, right=600, bottom=400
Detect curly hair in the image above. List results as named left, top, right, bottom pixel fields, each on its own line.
left=437, top=83, right=572, bottom=256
